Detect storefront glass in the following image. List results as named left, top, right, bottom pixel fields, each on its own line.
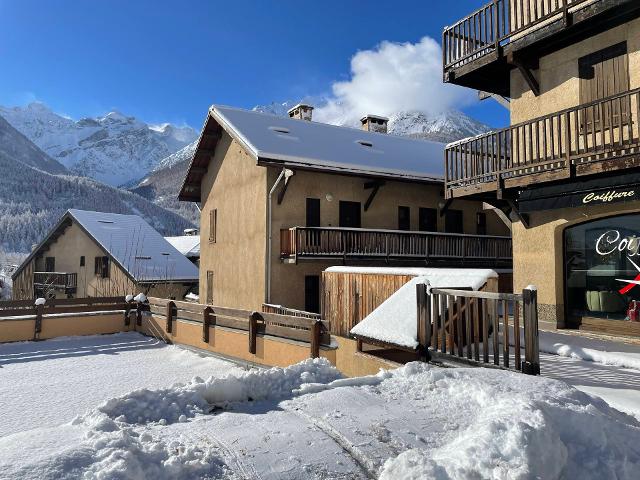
left=565, top=214, right=640, bottom=324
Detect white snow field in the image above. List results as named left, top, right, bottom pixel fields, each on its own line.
left=1, top=333, right=640, bottom=479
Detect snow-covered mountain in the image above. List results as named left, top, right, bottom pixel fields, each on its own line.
left=0, top=113, right=194, bottom=253
left=152, top=140, right=197, bottom=172
left=253, top=101, right=492, bottom=144
left=0, top=103, right=197, bottom=187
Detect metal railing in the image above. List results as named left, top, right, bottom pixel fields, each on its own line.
left=443, top=0, right=591, bottom=70
left=445, top=88, right=640, bottom=195
left=33, top=272, right=78, bottom=290
left=281, top=227, right=512, bottom=266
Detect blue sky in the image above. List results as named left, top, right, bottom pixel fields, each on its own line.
left=0, top=0, right=506, bottom=128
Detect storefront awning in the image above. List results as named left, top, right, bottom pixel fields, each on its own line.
left=517, top=172, right=640, bottom=213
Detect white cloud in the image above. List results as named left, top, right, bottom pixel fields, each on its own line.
left=314, top=36, right=475, bottom=126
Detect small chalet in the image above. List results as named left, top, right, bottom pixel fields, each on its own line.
left=12, top=209, right=199, bottom=300
left=178, top=104, right=511, bottom=314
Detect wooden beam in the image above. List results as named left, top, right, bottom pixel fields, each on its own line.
left=439, top=198, right=453, bottom=217
left=506, top=199, right=530, bottom=229
left=277, top=176, right=292, bottom=205
left=482, top=202, right=512, bottom=232
left=364, top=180, right=385, bottom=212
left=507, top=53, right=540, bottom=96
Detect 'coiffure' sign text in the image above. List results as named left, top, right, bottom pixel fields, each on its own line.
left=583, top=189, right=636, bottom=205
left=596, top=230, right=640, bottom=256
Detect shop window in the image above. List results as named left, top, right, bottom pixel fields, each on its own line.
left=419, top=208, right=438, bottom=232
left=565, top=214, right=640, bottom=327
left=398, top=206, right=411, bottom=231
left=444, top=210, right=463, bottom=234
left=579, top=42, right=630, bottom=132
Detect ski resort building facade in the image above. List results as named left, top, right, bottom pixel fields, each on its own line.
left=179, top=105, right=511, bottom=314
left=11, top=209, right=199, bottom=300
left=442, top=0, right=640, bottom=336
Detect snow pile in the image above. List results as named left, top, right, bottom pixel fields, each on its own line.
left=377, top=363, right=640, bottom=480
left=93, top=358, right=342, bottom=425
left=351, top=276, right=427, bottom=348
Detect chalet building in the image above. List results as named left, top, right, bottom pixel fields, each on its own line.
left=12, top=209, right=199, bottom=300
left=442, top=0, right=640, bottom=335
left=165, top=230, right=200, bottom=266
left=178, top=104, right=511, bottom=313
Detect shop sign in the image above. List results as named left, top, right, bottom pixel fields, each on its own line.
left=596, top=230, right=640, bottom=294
left=582, top=189, right=636, bottom=205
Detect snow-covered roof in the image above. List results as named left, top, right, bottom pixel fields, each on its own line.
left=13, top=209, right=199, bottom=283
left=211, top=105, right=445, bottom=181
left=164, top=236, right=200, bottom=258
left=68, top=210, right=199, bottom=282
left=180, top=105, right=446, bottom=201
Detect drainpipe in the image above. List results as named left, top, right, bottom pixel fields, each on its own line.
left=266, top=168, right=294, bottom=303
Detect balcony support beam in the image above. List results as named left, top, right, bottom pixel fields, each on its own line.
left=277, top=174, right=293, bottom=205
left=507, top=53, right=540, bottom=97
left=439, top=199, right=453, bottom=217
left=506, top=199, right=530, bottom=229
left=364, top=180, right=385, bottom=212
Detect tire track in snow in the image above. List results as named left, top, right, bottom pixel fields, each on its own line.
left=199, top=430, right=263, bottom=480
left=286, top=406, right=378, bottom=479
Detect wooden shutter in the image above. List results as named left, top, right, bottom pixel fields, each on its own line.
left=206, top=271, right=214, bottom=304
left=209, top=209, right=217, bottom=243
left=579, top=42, right=629, bottom=132
left=398, top=206, right=411, bottom=231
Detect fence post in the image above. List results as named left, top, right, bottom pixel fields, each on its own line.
left=310, top=320, right=321, bottom=358
left=203, top=306, right=214, bottom=343
left=165, top=300, right=175, bottom=334
left=136, top=302, right=144, bottom=327
left=34, top=300, right=44, bottom=340
left=416, top=282, right=431, bottom=359
left=522, top=286, right=540, bottom=375
left=249, top=311, right=260, bottom=354
left=124, top=295, right=134, bottom=327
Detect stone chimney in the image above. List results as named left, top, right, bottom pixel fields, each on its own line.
left=287, top=103, right=314, bottom=121
left=360, top=114, right=389, bottom=134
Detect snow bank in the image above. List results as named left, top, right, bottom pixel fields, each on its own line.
left=378, top=363, right=640, bottom=480
left=93, top=358, right=341, bottom=425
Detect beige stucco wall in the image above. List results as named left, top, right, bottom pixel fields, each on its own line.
left=512, top=200, right=640, bottom=326
left=511, top=17, right=640, bottom=124
left=268, top=166, right=510, bottom=310
left=198, top=133, right=268, bottom=310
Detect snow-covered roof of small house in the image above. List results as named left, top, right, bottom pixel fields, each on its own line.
left=13, top=209, right=199, bottom=283
left=179, top=105, right=445, bottom=201
left=164, top=236, right=200, bottom=258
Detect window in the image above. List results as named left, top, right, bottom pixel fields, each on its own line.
left=206, top=271, right=214, bottom=305
left=80, top=256, right=85, bottom=267
left=305, top=275, right=320, bottom=314
left=419, top=208, right=438, bottom=232
left=45, top=257, right=55, bottom=272
left=444, top=210, right=463, bottom=234
left=476, top=212, right=487, bottom=235
left=398, top=206, right=411, bottom=231
left=339, top=201, right=361, bottom=228
left=579, top=42, right=630, bottom=131
left=306, top=198, right=320, bottom=227
left=209, top=209, right=217, bottom=243
left=94, top=256, right=110, bottom=278
left=564, top=214, right=640, bottom=328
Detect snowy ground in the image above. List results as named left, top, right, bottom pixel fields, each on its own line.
left=1, top=332, right=640, bottom=479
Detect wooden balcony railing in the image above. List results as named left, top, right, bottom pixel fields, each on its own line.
left=281, top=227, right=512, bottom=267
left=445, top=88, right=640, bottom=197
left=34, top=272, right=78, bottom=291
left=443, top=0, right=591, bottom=70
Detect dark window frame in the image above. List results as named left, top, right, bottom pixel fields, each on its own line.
left=398, top=206, right=411, bottom=231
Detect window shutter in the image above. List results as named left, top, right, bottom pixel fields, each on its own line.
left=209, top=209, right=217, bottom=243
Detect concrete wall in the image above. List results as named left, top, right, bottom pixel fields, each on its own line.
left=268, top=167, right=510, bottom=310
left=511, top=17, right=640, bottom=124
left=198, top=133, right=268, bottom=310
left=512, top=200, right=640, bottom=326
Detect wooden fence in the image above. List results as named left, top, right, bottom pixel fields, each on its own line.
left=0, top=296, right=133, bottom=341
left=145, top=297, right=330, bottom=358
left=416, top=284, right=540, bottom=374
left=262, top=303, right=322, bottom=320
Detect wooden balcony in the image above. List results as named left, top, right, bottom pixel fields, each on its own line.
left=280, top=227, right=512, bottom=268
left=445, top=88, right=640, bottom=199
left=34, top=272, right=78, bottom=294
left=443, top=0, right=640, bottom=95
